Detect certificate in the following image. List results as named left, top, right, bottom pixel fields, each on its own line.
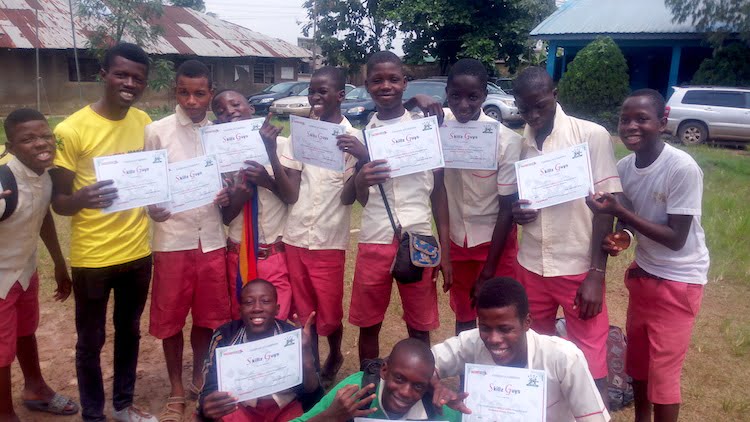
left=463, top=363, right=547, bottom=422
left=514, top=143, right=594, bottom=210
left=365, top=115, right=444, bottom=178
left=163, top=155, right=223, bottom=214
left=439, top=120, right=499, bottom=170
left=289, top=115, right=346, bottom=172
left=200, top=118, right=268, bottom=173
left=216, top=329, right=303, bottom=402
left=93, top=149, right=170, bottom=213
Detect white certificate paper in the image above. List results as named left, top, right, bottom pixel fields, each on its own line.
left=93, top=149, right=170, bottom=213
left=514, top=143, right=594, bottom=210
left=163, top=155, right=223, bottom=214
left=290, top=115, right=346, bottom=172
left=201, top=118, right=268, bottom=173
left=365, top=115, right=444, bottom=178
left=216, top=329, right=303, bottom=402
left=439, top=120, right=499, bottom=170
left=463, top=363, right=547, bottom=422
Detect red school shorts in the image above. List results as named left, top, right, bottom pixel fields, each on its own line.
left=450, top=225, right=519, bottom=322
left=517, top=264, right=609, bottom=379
left=0, top=273, right=40, bottom=367
left=149, top=247, right=232, bottom=339
left=625, top=264, right=703, bottom=404
left=220, top=398, right=303, bottom=422
left=349, top=240, right=439, bottom=331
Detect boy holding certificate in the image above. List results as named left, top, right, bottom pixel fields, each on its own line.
left=213, top=90, right=293, bottom=322
left=350, top=51, right=452, bottom=363
left=260, top=66, right=367, bottom=387
left=587, top=90, right=709, bottom=422
left=198, top=279, right=320, bottom=422
left=144, top=60, right=232, bottom=421
left=0, top=109, right=79, bottom=420
left=440, top=58, right=522, bottom=335
left=431, top=277, right=610, bottom=421
left=501, top=67, right=622, bottom=400
left=51, top=43, right=158, bottom=422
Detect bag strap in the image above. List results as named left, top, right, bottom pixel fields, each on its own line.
left=362, top=130, right=399, bottom=235
left=0, top=164, right=18, bottom=222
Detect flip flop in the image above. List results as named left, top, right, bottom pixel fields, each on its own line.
left=158, top=396, right=186, bottom=422
left=23, top=392, right=80, bottom=416
left=187, top=381, right=202, bottom=400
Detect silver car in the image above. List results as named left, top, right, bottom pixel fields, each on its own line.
left=483, top=83, right=523, bottom=126
left=666, top=86, right=750, bottom=145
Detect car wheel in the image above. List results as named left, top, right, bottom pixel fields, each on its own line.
left=678, top=121, right=708, bottom=146
left=484, top=106, right=502, bottom=122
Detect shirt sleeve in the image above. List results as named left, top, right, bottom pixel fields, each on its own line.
left=557, top=346, right=610, bottom=422
left=143, top=123, right=159, bottom=151
left=279, top=136, right=303, bottom=171
left=197, top=327, right=226, bottom=413
left=53, top=121, right=81, bottom=173
left=497, top=126, right=522, bottom=196
left=431, top=333, right=471, bottom=379
left=666, top=162, right=703, bottom=216
left=291, top=372, right=363, bottom=422
left=586, top=126, right=622, bottom=193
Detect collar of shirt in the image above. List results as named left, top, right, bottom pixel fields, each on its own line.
left=376, top=377, right=428, bottom=420
left=522, top=103, right=567, bottom=152
left=8, top=157, right=47, bottom=182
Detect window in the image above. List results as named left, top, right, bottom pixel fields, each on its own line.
left=68, top=57, right=100, bottom=82
left=254, top=62, right=275, bottom=84
left=683, top=90, right=745, bottom=108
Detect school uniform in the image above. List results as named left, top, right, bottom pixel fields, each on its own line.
left=348, top=110, right=439, bottom=332
left=442, top=109, right=521, bottom=322
left=432, top=328, right=610, bottom=422
left=145, top=105, right=231, bottom=340
left=497, top=104, right=622, bottom=379
left=0, top=158, right=51, bottom=367
left=617, top=143, right=709, bottom=404
left=226, top=137, right=292, bottom=321
left=280, top=117, right=360, bottom=337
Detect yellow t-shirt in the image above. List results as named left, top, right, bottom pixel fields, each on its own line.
left=53, top=106, right=152, bottom=268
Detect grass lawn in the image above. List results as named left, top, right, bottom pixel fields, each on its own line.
left=4, top=108, right=750, bottom=421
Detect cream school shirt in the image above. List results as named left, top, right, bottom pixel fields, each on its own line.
left=227, top=137, right=290, bottom=245
left=442, top=109, right=522, bottom=247
left=497, top=104, right=622, bottom=277
left=432, top=328, right=610, bottom=422
left=144, top=105, right=226, bottom=253
left=359, top=110, right=435, bottom=244
left=0, top=158, right=52, bottom=299
left=280, top=117, right=360, bottom=250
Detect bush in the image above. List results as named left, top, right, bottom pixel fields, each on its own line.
left=692, top=43, right=750, bottom=87
left=557, top=37, right=629, bottom=131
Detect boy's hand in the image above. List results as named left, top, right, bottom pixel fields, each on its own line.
left=435, top=261, right=454, bottom=292
left=72, top=180, right=118, bottom=209
left=53, top=265, right=72, bottom=302
left=586, top=192, right=622, bottom=216
left=336, top=135, right=368, bottom=162
left=512, top=199, right=538, bottom=225
left=603, top=231, right=631, bottom=256
left=227, top=175, right=255, bottom=203
left=0, top=189, right=11, bottom=200
left=147, top=204, right=171, bottom=222
left=259, top=113, right=282, bottom=153
left=574, top=271, right=604, bottom=320
left=241, top=162, right=272, bottom=190
left=292, top=312, right=316, bottom=352
left=214, top=187, right=231, bottom=207
left=406, top=94, right=445, bottom=125
left=323, top=384, right=377, bottom=421
left=356, top=160, right=390, bottom=187
left=201, top=391, right=238, bottom=419
left=432, top=382, right=471, bottom=414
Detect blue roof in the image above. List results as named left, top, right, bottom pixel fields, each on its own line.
left=530, top=0, right=704, bottom=40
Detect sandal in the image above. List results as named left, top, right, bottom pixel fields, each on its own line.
left=158, top=396, right=186, bottom=422
left=187, top=382, right=202, bottom=400
left=23, top=392, right=79, bottom=415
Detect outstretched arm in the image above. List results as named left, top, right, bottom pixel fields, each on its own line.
left=39, top=209, right=71, bottom=301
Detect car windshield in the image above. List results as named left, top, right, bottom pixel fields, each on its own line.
left=298, top=87, right=309, bottom=96
left=403, top=82, right=446, bottom=102
left=262, top=82, right=298, bottom=94
left=487, top=83, right=507, bottom=95
left=345, top=87, right=371, bottom=100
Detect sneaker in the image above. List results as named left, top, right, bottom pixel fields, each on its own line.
left=112, top=405, right=158, bottom=422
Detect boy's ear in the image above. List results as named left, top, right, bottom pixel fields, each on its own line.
left=380, top=361, right=389, bottom=379
left=337, top=88, right=345, bottom=103
left=99, top=68, right=107, bottom=80
left=552, top=88, right=558, bottom=100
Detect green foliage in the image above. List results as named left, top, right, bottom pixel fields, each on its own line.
left=557, top=37, right=629, bottom=130
left=149, top=58, right=176, bottom=92
left=169, top=0, right=205, bottom=12
left=692, top=43, right=750, bottom=86
left=665, top=0, right=750, bottom=45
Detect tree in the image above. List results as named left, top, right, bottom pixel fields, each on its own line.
left=387, top=0, right=555, bottom=73
left=692, top=43, right=750, bottom=86
left=169, top=0, right=206, bottom=12
left=557, top=37, right=629, bottom=130
left=665, top=0, right=750, bottom=45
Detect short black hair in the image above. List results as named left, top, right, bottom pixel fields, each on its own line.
left=176, top=59, right=213, bottom=88
left=388, top=338, right=434, bottom=367
left=102, top=42, right=150, bottom=72
left=3, top=108, right=47, bottom=141
left=448, top=58, right=488, bottom=88
left=366, top=51, right=402, bottom=76
left=627, top=88, right=666, bottom=118
left=312, top=66, right=346, bottom=91
left=211, top=88, right=245, bottom=110
left=513, top=66, right=554, bottom=97
left=241, top=278, right=278, bottom=301
left=475, top=277, right=529, bottom=320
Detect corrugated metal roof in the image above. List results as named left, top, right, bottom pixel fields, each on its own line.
left=0, top=0, right=311, bottom=58
left=530, top=0, right=704, bottom=39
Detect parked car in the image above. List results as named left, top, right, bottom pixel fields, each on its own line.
left=483, top=83, right=523, bottom=126
left=247, top=81, right=309, bottom=114
left=490, top=77, right=515, bottom=95
left=341, top=86, right=376, bottom=125
left=271, top=84, right=355, bottom=118
left=666, top=86, right=750, bottom=145
left=403, top=79, right=449, bottom=106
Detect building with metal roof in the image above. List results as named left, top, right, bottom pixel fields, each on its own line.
left=530, top=0, right=718, bottom=96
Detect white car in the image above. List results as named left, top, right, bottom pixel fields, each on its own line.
left=270, top=84, right=356, bottom=118
left=483, top=83, right=523, bottom=126
left=666, top=86, right=750, bottom=145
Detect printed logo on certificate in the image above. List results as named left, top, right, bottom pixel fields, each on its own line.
left=514, top=143, right=594, bottom=210
left=200, top=118, right=269, bottom=173
left=365, top=115, right=445, bottom=178
left=216, top=329, right=303, bottom=402
left=93, top=149, right=171, bottom=214
left=289, top=115, right=347, bottom=172
left=439, top=120, right=499, bottom=170
left=162, top=155, right=223, bottom=214
left=463, top=363, right=547, bottom=422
